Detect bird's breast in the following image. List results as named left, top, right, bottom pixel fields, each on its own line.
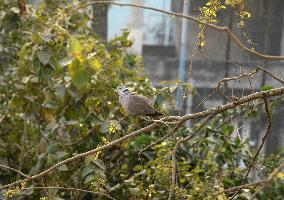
left=119, top=94, right=130, bottom=110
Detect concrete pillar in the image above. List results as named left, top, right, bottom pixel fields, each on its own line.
left=128, top=0, right=144, bottom=55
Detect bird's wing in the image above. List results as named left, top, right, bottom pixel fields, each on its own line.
left=128, top=94, right=155, bottom=115
left=138, top=94, right=152, bottom=104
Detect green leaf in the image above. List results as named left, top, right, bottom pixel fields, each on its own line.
left=223, top=125, right=234, bottom=136
left=57, top=164, right=68, bottom=171
left=37, top=50, right=52, bottom=65
left=93, top=159, right=106, bottom=170
left=54, top=197, right=65, bottom=200
left=21, top=76, right=31, bottom=84
left=47, top=188, right=59, bottom=198
left=84, top=174, right=95, bottom=185
left=47, top=154, right=56, bottom=165
left=68, top=59, right=89, bottom=89
left=58, top=56, right=74, bottom=67
left=55, top=85, right=65, bottom=99
left=40, top=33, right=52, bottom=42
left=260, top=85, right=274, bottom=91
left=10, top=7, right=20, bottom=14
left=84, top=155, right=96, bottom=165
left=129, top=187, right=139, bottom=195
left=133, top=165, right=143, bottom=172
left=121, top=163, right=128, bottom=170
left=82, top=167, right=94, bottom=177
left=55, top=151, right=68, bottom=160
left=72, top=67, right=88, bottom=89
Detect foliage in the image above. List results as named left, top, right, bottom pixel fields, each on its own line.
left=197, top=0, right=252, bottom=49
left=0, top=0, right=283, bottom=200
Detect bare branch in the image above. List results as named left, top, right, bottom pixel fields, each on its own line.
left=256, top=66, right=284, bottom=84
left=181, top=87, right=283, bottom=122
left=217, top=68, right=259, bottom=88
left=195, top=65, right=284, bottom=111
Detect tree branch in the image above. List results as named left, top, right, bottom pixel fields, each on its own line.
left=196, top=65, right=284, bottom=111
left=67, top=1, right=284, bottom=61
left=0, top=87, right=283, bottom=191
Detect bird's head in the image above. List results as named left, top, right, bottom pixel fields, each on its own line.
left=117, top=85, right=129, bottom=95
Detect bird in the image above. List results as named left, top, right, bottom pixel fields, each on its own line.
left=117, top=85, right=162, bottom=116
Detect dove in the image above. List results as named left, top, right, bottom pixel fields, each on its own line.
left=117, top=85, right=162, bottom=116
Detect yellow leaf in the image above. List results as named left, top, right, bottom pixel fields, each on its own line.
left=68, top=37, right=83, bottom=59
left=68, top=59, right=78, bottom=76
left=68, top=59, right=89, bottom=89
left=217, top=194, right=226, bottom=200
left=42, top=110, right=55, bottom=123
left=89, top=59, right=102, bottom=71
left=84, top=154, right=97, bottom=165
left=276, top=172, right=284, bottom=179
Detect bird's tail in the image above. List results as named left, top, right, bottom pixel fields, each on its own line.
left=147, top=110, right=163, bottom=117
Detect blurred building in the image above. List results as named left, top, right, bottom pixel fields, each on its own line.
left=107, top=0, right=284, bottom=153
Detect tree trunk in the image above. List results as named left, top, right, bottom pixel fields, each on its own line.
left=93, top=4, right=108, bottom=40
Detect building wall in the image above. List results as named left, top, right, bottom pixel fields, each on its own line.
left=141, top=0, right=284, bottom=151
left=107, top=0, right=284, bottom=151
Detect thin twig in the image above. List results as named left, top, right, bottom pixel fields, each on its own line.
left=138, top=120, right=185, bottom=157
left=0, top=112, right=6, bottom=123
left=0, top=165, right=30, bottom=178
left=168, top=114, right=214, bottom=200
left=211, top=161, right=284, bottom=197
left=22, top=186, right=116, bottom=200
left=194, top=65, right=284, bottom=112
left=148, top=119, right=174, bottom=129
left=17, top=114, right=28, bottom=180
left=249, top=161, right=284, bottom=199
left=212, top=181, right=267, bottom=196
left=229, top=96, right=272, bottom=199
left=194, top=89, right=218, bottom=111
